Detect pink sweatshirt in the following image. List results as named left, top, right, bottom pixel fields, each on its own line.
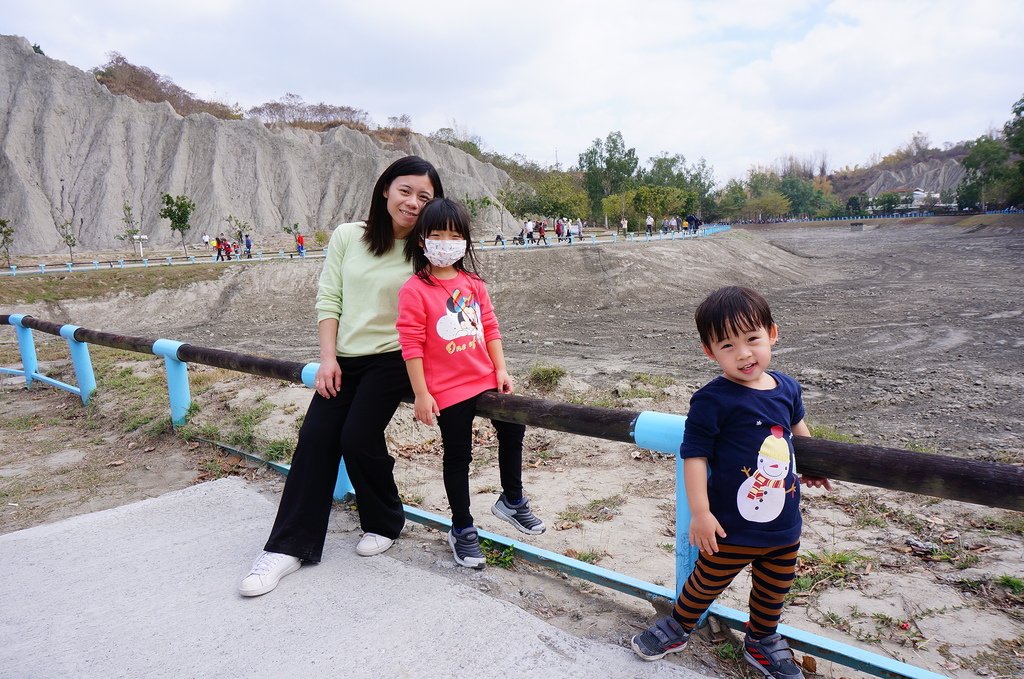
left=396, top=272, right=502, bottom=410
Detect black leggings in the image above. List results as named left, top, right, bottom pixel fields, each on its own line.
left=264, top=351, right=411, bottom=562
left=437, top=391, right=525, bottom=529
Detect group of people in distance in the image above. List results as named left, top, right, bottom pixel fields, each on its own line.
left=203, top=232, right=252, bottom=261
left=643, top=213, right=703, bottom=236
left=500, top=217, right=584, bottom=246
left=237, top=156, right=830, bottom=679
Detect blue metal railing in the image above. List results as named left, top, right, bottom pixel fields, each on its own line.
left=0, top=313, right=950, bottom=679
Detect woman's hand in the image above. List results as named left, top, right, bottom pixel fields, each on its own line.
left=314, top=358, right=342, bottom=399
left=689, top=511, right=727, bottom=554
left=496, top=369, right=514, bottom=394
left=414, top=393, right=440, bottom=426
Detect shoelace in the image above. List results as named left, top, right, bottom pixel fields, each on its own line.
left=251, top=553, right=286, bottom=575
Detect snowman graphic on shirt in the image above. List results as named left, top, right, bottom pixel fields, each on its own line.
left=737, top=425, right=795, bottom=523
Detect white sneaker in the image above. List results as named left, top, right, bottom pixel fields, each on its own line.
left=356, top=532, right=395, bottom=556
left=238, top=551, right=301, bottom=597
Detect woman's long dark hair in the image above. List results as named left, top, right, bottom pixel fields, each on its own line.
left=406, top=198, right=484, bottom=285
left=361, top=155, right=444, bottom=257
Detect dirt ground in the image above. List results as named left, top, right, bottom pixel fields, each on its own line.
left=1, top=216, right=1022, bottom=678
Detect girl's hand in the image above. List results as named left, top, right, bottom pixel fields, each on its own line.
left=689, top=511, right=727, bottom=554
left=414, top=393, right=440, bottom=426
left=314, top=358, right=342, bottom=399
left=800, top=475, right=833, bottom=490
left=496, top=369, right=514, bottom=394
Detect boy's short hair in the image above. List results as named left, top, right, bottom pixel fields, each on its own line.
left=695, top=286, right=775, bottom=347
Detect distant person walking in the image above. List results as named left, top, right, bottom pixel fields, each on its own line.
left=645, top=214, right=654, bottom=236
left=244, top=234, right=253, bottom=259
left=239, top=156, right=445, bottom=597
left=296, top=232, right=306, bottom=257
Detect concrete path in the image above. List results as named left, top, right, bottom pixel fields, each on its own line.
left=0, top=477, right=709, bottom=678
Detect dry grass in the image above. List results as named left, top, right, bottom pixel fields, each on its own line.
left=1, top=266, right=229, bottom=304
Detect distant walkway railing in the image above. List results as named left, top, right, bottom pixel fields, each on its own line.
left=5, top=314, right=1015, bottom=678
left=1, top=226, right=731, bottom=277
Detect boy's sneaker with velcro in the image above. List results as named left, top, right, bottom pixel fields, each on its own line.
left=491, top=494, right=546, bottom=535
left=630, top=617, right=690, bottom=661
left=448, top=527, right=486, bottom=569
left=743, top=632, right=804, bottom=679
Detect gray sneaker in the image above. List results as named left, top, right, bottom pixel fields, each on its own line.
left=491, top=494, right=546, bottom=535
left=630, top=617, right=690, bottom=661
left=448, top=527, right=486, bottom=569
left=743, top=632, right=804, bottom=679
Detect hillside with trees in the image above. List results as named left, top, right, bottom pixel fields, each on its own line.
left=2, top=35, right=1020, bottom=255
left=82, top=49, right=1024, bottom=225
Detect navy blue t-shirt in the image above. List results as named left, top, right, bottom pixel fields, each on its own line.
left=679, top=371, right=806, bottom=547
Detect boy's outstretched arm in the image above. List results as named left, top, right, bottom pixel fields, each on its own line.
left=684, top=457, right=727, bottom=553
left=793, top=419, right=833, bottom=490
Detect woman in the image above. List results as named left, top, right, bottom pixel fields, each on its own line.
left=239, top=156, right=444, bottom=597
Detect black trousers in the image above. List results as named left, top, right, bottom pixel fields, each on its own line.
left=437, top=391, right=526, bottom=529
left=264, top=351, right=411, bottom=562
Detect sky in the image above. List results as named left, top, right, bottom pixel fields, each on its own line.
left=4, top=0, right=1023, bottom=186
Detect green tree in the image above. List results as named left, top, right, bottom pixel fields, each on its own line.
left=159, top=193, right=196, bottom=257
left=962, top=135, right=1009, bottom=210
left=114, top=201, right=140, bottom=251
left=778, top=175, right=818, bottom=217
left=874, top=192, right=901, bottom=213
left=745, top=191, right=791, bottom=221
left=715, top=180, right=748, bottom=221
left=532, top=173, right=588, bottom=218
left=226, top=214, right=250, bottom=243
left=0, top=218, right=14, bottom=267
left=498, top=183, right=534, bottom=218
left=577, top=131, right=638, bottom=216
left=55, top=217, right=77, bottom=262
left=462, top=195, right=495, bottom=221
left=746, top=167, right=781, bottom=198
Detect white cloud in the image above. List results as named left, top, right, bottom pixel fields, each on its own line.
left=4, top=0, right=1023, bottom=184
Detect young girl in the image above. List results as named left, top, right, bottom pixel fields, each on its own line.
left=396, top=198, right=545, bottom=569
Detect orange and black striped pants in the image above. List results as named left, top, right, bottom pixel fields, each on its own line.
left=672, top=542, right=799, bottom=638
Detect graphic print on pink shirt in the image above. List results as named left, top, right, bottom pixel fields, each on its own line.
left=436, top=286, right=485, bottom=347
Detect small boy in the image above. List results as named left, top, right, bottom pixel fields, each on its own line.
left=631, top=286, right=830, bottom=679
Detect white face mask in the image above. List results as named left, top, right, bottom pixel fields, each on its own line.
left=423, top=239, right=467, bottom=267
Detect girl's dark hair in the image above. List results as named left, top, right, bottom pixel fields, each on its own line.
left=694, top=286, right=775, bottom=347
left=361, top=155, right=444, bottom=257
left=406, top=198, right=484, bottom=284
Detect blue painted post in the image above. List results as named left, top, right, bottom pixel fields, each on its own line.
left=39, top=264, right=46, bottom=273
left=59, top=325, right=96, bottom=404
left=117, top=259, right=125, bottom=269
left=166, top=257, right=173, bottom=266
left=278, top=249, right=285, bottom=259
left=65, top=262, right=73, bottom=272
left=189, top=256, right=196, bottom=264
left=590, top=234, right=596, bottom=243
left=300, top=362, right=355, bottom=499
left=92, top=260, right=99, bottom=270
left=9, top=314, right=39, bottom=387
left=612, top=233, right=617, bottom=243
left=142, top=258, right=149, bottom=267
left=257, top=250, right=264, bottom=260
left=152, top=339, right=191, bottom=426
left=9, top=265, right=16, bottom=275
left=631, top=410, right=695, bottom=594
